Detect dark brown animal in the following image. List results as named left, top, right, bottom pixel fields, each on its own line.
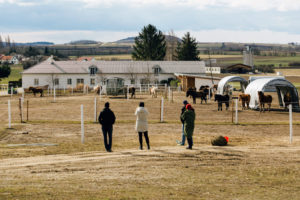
left=28, top=86, right=43, bottom=97
left=214, top=94, right=230, bottom=111
left=125, top=87, right=136, bottom=99
left=284, top=93, right=292, bottom=110
left=239, top=94, right=251, bottom=110
left=258, top=91, right=272, bottom=112
left=186, top=87, right=208, bottom=104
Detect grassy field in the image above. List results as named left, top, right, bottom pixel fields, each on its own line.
left=0, top=92, right=300, bottom=199
left=219, top=55, right=300, bottom=67
left=0, top=65, right=23, bottom=84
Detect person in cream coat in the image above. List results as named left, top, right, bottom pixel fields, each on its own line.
left=135, top=102, right=150, bottom=150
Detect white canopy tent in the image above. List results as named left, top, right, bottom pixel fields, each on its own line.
left=217, top=76, right=248, bottom=95
left=245, top=78, right=299, bottom=109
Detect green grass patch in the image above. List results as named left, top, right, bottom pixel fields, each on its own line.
left=0, top=65, right=23, bottom=84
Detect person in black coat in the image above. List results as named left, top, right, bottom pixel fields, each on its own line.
left=98, top=102, right=116, bottom=152
left=176, top=100, right=188, bottom=145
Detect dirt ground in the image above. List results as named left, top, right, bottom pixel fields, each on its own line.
left=0, top=92, right=300, bottom=199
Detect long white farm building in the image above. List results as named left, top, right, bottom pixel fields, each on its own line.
left=22, top=60, right=206, bottom=88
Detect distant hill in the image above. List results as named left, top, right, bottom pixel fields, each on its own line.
left=67, top=40, right=101, bottom=45
left=115, top=35, right=181, bottom=44
left=13, top=42, right=55, bottom=46
left=114, top=37, right=135, bottom=43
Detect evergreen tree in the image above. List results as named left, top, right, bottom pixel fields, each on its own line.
left=0, top=64, right=11, bottom=78
left=6, top=35, right=11, bottom=47
left=0, top=35, right=4, bottom=49
left=176, top=32, right=200, bottom=61
left=132, top=24, right=166, bottom=60
left=44, top=46, right=50, bottom=55
left=24, top=46, right=40, bottom=57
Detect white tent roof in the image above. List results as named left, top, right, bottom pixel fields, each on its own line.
left=217, top=76, right=248, bottom=94
left=245, top=78, right=298, bottom=109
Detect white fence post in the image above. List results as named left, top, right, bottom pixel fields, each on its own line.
left=289, top=104, right=293, bottom=144
left=94, top=97, right=97, bottom=123
left=208, top=88, right=211, bottom=101
left=99, top=88, right=102, bottom=101
left=47, top=87, right=49, bottom=96
left=81, top=104, right=84, bottom=144
left=54, top=87, right=56, bottom=102
left=8, top=100, right=11, bottom=128
left=21, top=97, right=24, bottom=122
left=168, top=86, right=171, bottom=102
left=64, top=86, right=66, bottom=94
left=235, top=99, right=238, bottom=124
left=127, top=86, right=129, bottom=100
left=139, top=85, right=142, bottom=94
left=160, top=97, right=164, bottom=122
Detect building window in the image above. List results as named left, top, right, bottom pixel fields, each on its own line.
left=34, top=78, right=39, bottom=86
left=154, top=68, right=160, bottom=76
left=89, top=66, right=98, bottom=76
left=152, top=65, right=161, bottom=76
left=54, top=78, right=59, bottom=85
left=90, top=78, right=95, bottom=85
left=67, top=78, right=72, bottom=85
left=131, top=79, right=135, bottom=84
left=77, top=79, right=84, bottom=84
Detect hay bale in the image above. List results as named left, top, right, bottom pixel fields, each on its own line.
left=211, top=135, right=228, bottom=146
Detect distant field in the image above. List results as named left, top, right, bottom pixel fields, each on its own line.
left=0, top=65, right=23, bottom=84
left=219, top=55, right=300, bottom=67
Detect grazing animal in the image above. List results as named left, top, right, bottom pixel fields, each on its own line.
left=125, top=87, right=136, bottom=99
left=284, top=93, right=292, bottom=110
left=214, top=94, right=230, bottom=111
left=149, top=86, right=158, bottom=98
left=258, top=91, right=272, bottom=112
left=186, top=87, right=208, bottom=104
left=94, top=85, right=102, bottom=95
left=28, top=86, right=44, bottom=97
left=239, top=94, right=251, bottom=110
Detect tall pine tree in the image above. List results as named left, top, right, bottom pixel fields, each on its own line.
left=176, top=32, right=200, bottom=61
left=132, top=24, right=166, bottom=60
left=0, top=35, right=4, bottom=49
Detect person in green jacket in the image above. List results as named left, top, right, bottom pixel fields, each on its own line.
left=180, top=104, right=195, bottom=149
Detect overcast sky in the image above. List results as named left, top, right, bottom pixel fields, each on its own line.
left=1, top=0, right=300, bottom=44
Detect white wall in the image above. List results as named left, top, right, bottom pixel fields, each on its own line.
left=195, top=78, right=220, bottom=90
left=205, top=67, right=221, bottom=74
left=22, top=73, right=182, bottom=88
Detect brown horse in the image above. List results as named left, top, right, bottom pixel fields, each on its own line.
left=125, top=87, right=136, bottom=99
left=94, top=85, right=102, bottom=95
left=29, top=86, right=44, bottom=97
left=258, top=91, right=272, bottom=112
left=284, top=93, right=292, bottom=110
left=186, top=87, right=208, bottom=104
left=239, top=94, right=251, bottom=110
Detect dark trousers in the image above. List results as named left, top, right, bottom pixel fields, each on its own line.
left=138, top=131, right=150, bottom=149
left=102, top=126, right=113, bottom=151
left=187, top=137, right=193, bottom=148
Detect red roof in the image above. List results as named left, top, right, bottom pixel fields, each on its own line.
left=77, top=57, right=94, bottom=61
left=0, top=56, right=13, bottom=61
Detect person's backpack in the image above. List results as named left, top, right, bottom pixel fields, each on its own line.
left=211, top=136, right=228, bottom=146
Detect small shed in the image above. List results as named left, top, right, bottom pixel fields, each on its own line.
left=245, top=78, right=299, bottom=109
left=221, top=64, right=252, bottom=74
left=217, top=76, right=248, bottom=95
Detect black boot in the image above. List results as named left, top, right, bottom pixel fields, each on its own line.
left=187, top=138, right=193, bottom=149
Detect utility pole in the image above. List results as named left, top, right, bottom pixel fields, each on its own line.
left=208, top=49, right=214, bottom=85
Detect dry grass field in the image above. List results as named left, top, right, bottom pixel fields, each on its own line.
left=0, top=91, right=300, bottom=199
